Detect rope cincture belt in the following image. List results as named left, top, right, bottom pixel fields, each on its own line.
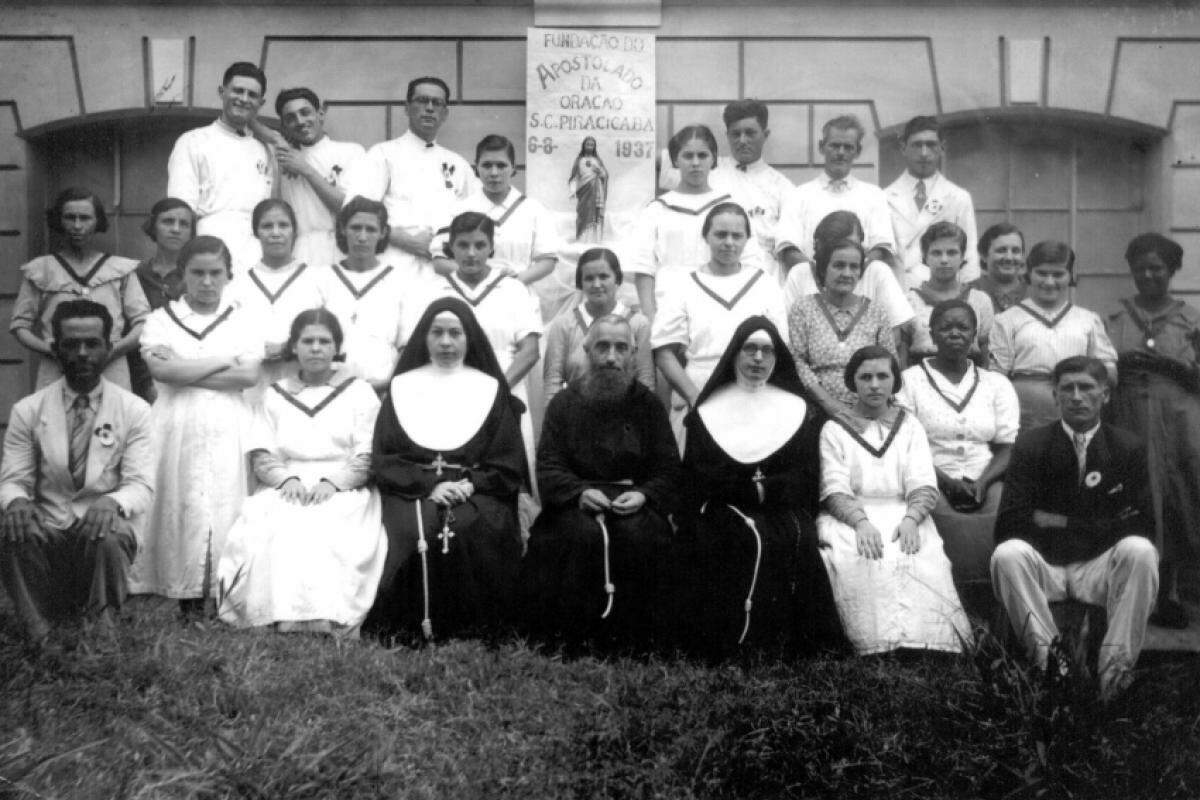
left=595, top=513, right=615, bottom=619
left=722, top=503, right=764, bottom=645
left=414, top=500, right=433, bottom=640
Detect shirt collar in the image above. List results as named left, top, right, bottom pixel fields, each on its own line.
left=818, top=171, right=855, bottom=190
left=172, top=297, right=233, bottom=320
left=577, top=300, right=627, bottom=328
left=735, top=158, right=766, bottom=174
left=215, top=117, right=248, bottom=138
left=897, top=170, right=941, bottom=191
left=402, top=129, right=437, bottom=149
left=1061, top=420, right=1101, bottom=447
left=62, top=380, right=103, bottom=410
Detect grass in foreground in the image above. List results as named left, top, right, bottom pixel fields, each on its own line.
left=2, top=597, right=1200, bottom=799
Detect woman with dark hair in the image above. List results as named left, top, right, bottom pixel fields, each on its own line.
left=365, top=297, right=526, bottom=641
left=896, top=299, right=1018, bottom=586
left=10, top=187, right=151, bottom=389
left=680, top=316, right=842, bottom=656
left=990, top=240, right=1117, bottom=430
left=128, top=235, right=264, bottom=619
left=319, top=196, right=411, bottom=392
left=542, top=247, right=654, bottom=403
left=788, top=237, right=897, bottom=425
left=651, top=202, right=787, bottom=450
left=569, top=136, right=608, bottom=243
left=817, top=344, right=970, bottom=655
left=969, top=222, right=1028, bottom=312
left=629, top=125, right=774, bottom=319
left=217, top=307, right=386, bottom=634
left=1105, top=232, right=1200, bottom=627
left=128, top=197, right=196, bottom=402
left=227, top=199, right=326, bottom=390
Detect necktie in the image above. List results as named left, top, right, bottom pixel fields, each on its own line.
left=736, top=163, right=747, bottom=172
left=829, top=179, right=848, bottom=194
left=1073, top=432, right=1088, bottom=485
left=915, top=179, right=927, bottom=212
left=69, top=394, right=93, bottom=489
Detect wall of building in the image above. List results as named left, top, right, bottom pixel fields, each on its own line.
left=1, top=1, right=1199, bottom=410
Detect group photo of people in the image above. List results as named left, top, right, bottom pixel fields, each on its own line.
left=3, top=57, right=1197, bottom=707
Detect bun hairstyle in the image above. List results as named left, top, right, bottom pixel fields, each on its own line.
left=251, top=198, right=298, bottom=234
left=668, top=124, right=719, bottom=169
left=813, top=210, right=864, bottom=252
left=141, top=197, right=196, bottom=241
left=813, top=237, right=866, bottom=288
left=701, top=201, right=751, bottom=238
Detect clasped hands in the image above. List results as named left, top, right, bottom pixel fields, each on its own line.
left=579, top=487, right=646, bottom=516
left=1, top=496, right=121, bottom=544
left=430, top=479, right=474, bottom=507
left=854, top=516, right=921, bottom=559
left=278, top=477, right=338, bottom=506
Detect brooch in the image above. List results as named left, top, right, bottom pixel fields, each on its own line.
left=925, top=198, right=943, bottom=215
left=93, top=423, right=116, bottom=447
left=1084, top=471, right=1101, bottom=488
left=442, top=162, right=455, bottom=189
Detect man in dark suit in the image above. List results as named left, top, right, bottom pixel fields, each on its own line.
left=992, top=355, right=1158, bottom=699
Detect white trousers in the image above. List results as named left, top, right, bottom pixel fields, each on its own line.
left=990, top=536, right=1158, bottom=692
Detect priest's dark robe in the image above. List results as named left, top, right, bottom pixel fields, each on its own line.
left=364, top=380, right=525, bottom=641
left=524, top=377, right=681, bottom=648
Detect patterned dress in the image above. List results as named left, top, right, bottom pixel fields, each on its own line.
left=788, top=293, right=896, bottom=409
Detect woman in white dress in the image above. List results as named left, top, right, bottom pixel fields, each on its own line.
left=629, top=125, right=773, bottom=319
left=817, top=344, right=971, bottom=655
left=651, top=202, right=788, bottom=451
left=128, top=236, right=263, bottom=618
left=319, top=196, right=415, bottom=393
left=989, top=240, right=1118, bottom=430
left=217, top=307, right=386, bottom=634
left=226, top=199, right=326, bottom=391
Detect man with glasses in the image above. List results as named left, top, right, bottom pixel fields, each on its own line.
left=342, top=76, right=479, bottom=286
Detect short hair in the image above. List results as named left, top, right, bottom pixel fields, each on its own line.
left=222, top=61, right=266, bottom=94
left=668, top=124, right=719, bottom=169
left=251, top=198, right=298, bottom=236
left=1053, top=355, right=1109, bottom=388
left=575, top=247, right=623, bottom=289
left=701, top=201, right=751, bottom=238
left=723, top=99, right=768, bottom=130
left=474, top=133, right=516, bottom=166
left=442, top=211, right=495, bottom=258
left=902, top=115, right=941, bottom=143
left=178, top=235, right=233, bottom=277
left=406, top=76, right=451, bottom=103
left=285, top=307, right=345, bottom=360
left=919, top=220, right=968, bottom=262
left=928, top=298, right=978, bottom=335
left=47, top=188, right=108, bottom=234
left=820, top=115, right=865, bottom=145
left=1026, top=240, right=1076, bottom=277
left=141, top=197, right=196, bottom=242
left=1125, top=232, right=1183, bottom=274
left=977, top=222, right=1025, bottom=262
left=843, top=344, right=903, bottom=393
left=813, top=210, right=864, bottom=252
left=274, top=87, right=321, bottom=118
left=51, top=299, right=113, bottom=345
left=335, top=196, right=389, bottom=254
left=584, top=314, right=633, bottom=348
left=813, top=237, right=866, bottom=287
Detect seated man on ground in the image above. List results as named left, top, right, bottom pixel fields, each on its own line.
left=0, top=300, right=154, bottom=648
left=524, top=315, right=681, bottom=649
left=992, top=355, right=1158, bottom=700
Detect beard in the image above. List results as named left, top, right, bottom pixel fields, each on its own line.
left=580, top=365, right=633, bottom=408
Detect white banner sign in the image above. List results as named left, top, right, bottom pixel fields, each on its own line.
left=525, top=27, right=656, bottom=247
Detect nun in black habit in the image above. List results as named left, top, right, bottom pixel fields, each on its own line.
left=680, top=315, right=844, bottom=657
left=363, top=297, right=527, bottom=642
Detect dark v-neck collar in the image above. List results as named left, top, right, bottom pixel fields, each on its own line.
left=54, top=253, right=111, bottom=286
left=689, top=269, right=764, bottom=311
left=815, top=294, right=871, bottom=342
left=652, top=193, right=732, bottom=216
left=447, top=271, right=506, bottom=308
left=332, top=263, right=393, bottom=300
left=833, top=408, right=906, bottom=459
left=249, top=262, right=308, bottom=304
left=919, top=360, right=980, bottom=414
left=270, top=378, right=355, bottom=417
left=913, top=283, right=970, bottom=308
left=163, top=302, right=233, bottom=340
left=492, top=193, right=526, bottom=227
left=1016, top=300, right=1072, bottom=329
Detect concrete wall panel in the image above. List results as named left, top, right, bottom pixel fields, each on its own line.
left=463, top=40, right=526, bottom=102
left=0, top=40, right=80, bottom=129
left=263, top=39, right=457, bottom=102
left=657, top=40, right=739, bottom=102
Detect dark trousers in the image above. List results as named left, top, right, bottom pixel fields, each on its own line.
left=0, top=521, right=136, bottom=640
